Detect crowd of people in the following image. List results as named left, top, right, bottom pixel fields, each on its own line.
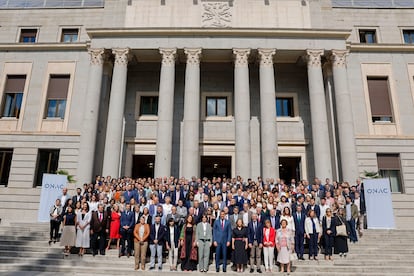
left=49, top=175, right=366, bottom=274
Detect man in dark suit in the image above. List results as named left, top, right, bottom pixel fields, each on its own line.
left=306, top=197, right=321, bottom=221
left=248, top=213, right=263, bottom=273
left=149, top=215, right=167, bottom=270
left=293, top=204, right=306, bottom=260
left=72, top=188, right=83, bottom=205
left=170, top=184, right=185, bottom=206
left=213, top=210, right=232, bottom=273
left=268, top=209, right=280, bottom=230
left=90, top=203, right=110, bottom=256
left=193, top=200, right=203, bottom=224
left=119, top=203, right=134, bottom=257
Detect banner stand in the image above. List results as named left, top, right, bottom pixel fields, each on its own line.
left=364, top=178, right=395, bottom=229
left=37, top=174, right=67, bottom=223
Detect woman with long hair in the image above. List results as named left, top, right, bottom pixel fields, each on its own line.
left=322, top=208, right=336, bottom=260
left=280, top=206, right=295, bottom=233
left=76, top=202, right=91, bottom=256
left=60, top=205, right=76, bottom=255
left=106, top=204, right=121, bottom=250
left=179, top=215, right=198, bottom=271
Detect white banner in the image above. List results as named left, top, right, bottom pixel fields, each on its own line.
left=364, top=178, right=395, bottom=229
left=37, top=174, right=67, bottom=222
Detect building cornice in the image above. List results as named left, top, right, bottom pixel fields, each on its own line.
left=0, top=43, right=88, bottom=51
left=349, top=43, right=414, bottom=52
left=86, top=27, right=351, bottom=40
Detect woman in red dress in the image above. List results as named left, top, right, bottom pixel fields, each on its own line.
left=106, top=204, right=121, bottom=250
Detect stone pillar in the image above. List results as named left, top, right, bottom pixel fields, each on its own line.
left=306, top=49, right=332, bottom=180
left=154, top=48, right=177, bottom=178
left=77, top=48, right=106, bottom=184
left=181, top=48, right=202, bottom=179
left=233, top=48, right=251, bottom=179
left=331, top=50, right=358, bottom=182
left=258, top=49, right=279, bottom=180
left=102, top=48, right=130, bottom=177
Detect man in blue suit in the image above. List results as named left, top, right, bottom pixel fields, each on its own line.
left=119, top=203, right=135, bottom=257
left=247, top=213, right=263, bottom=273
left=123, top=184, right=137, bottom=204
left=293, top=204, right=306, bottom=260
left=213, top=210, right=232, bottom=272
left=306, top=197, right=321, bottom=221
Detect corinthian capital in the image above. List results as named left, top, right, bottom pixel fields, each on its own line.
left=258, top=48, right=276, bottom=67
left=159, top=48, right=177, bottom=66
left=88, top=48, right=106, bottom=66
left=112, top=48, right=130, bottom=66
left=233, top=48, right=250, bottom=67
left=306, top=49, right=324, bottom=67
left=184, top=48, right=202, bottom=66
left=330, top=50, right=349, bottom=68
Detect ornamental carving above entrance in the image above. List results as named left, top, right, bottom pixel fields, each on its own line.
left=201, top=2, right=232, bottom=28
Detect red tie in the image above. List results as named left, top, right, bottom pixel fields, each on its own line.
left=222, top=220, right=224, bottom=230
left=99, top=213, right=102, bottom=221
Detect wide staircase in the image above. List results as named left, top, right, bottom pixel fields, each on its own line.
left=0, top=223, right=413, bottom=275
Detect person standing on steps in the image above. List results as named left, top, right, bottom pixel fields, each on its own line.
left=213, top=210, right=232, bottom=273
left=49, top=198, right=63, bottom=245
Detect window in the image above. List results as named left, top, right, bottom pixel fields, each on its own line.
left=276, top=97, right=294, bottom=117
left=359, top=29, right=377, bottom=43
left=206, top=97, right=227, bottom=117
left=1, top=75, right=26, bottom=118
left=139, top=96, right=158, bottom=116
left=61, top=28, right=79, bottom=43
left=45, top=75, right=70, bottom=119
left=0, top=149, right=13, bottom=186
left=19, top=29, right=37, bottom=43
left=403, top=30, right=414, bottom=44
left=377, top=153, right=403, bottom=193
left=367, top=77, right=393, bottom=122
left=34, top=149, right=59, bottom=187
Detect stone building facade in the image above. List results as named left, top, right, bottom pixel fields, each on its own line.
left=0, top=0, right=413, bottom=228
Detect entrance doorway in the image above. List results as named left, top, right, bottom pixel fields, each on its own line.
left=132, top=155, right=155, bottom=178
left=279, top=157, right=301, bottom=182
left=200, top=156, right=231, bottom=179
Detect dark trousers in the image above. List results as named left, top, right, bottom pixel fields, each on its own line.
left=50, top=220, right=60, bottom=241
left=324, top=234, right=334, bottom=256
left=215, top=242, right=228, bottom=270
left=347, top=219, right=358, bottom=242
left=91, top=230, right=106, bottom=255
left=120, top=228, right=133, bottom=254
left=308, top=233, right=319, bottom=257
left=295, top=232, right=304, bottom=258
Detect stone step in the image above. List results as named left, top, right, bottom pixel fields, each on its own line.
left=0, top=244, right=62, bottom=253
left=0, top=250, right=63, bottom=259
left=0, top=187, right=41, bottom=196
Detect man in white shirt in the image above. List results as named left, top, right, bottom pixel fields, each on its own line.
left=61, top=187, right=69, bottom=206
left=162, top=196, right=173, bottom=217
left=319, top=197, right=329, bottom=222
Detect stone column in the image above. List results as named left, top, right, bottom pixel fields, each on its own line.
left=233, top=48, right=251, bottom=179
left=306, top=49, right=332, bottom=180
left=258, top=49, right=279, bottom=180
left=331, top=50, right=358, bottom=182
left=181, top=48, right=202, bottom=179
left=77, top=48, right=106, bottom=184
left=154, top=48, right=177, bottom=178
left=102, top=48, right=130, bottom=177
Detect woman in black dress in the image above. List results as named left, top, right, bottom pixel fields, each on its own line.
left=334, top=208, right=349, bottom=257
left=232, top=218, right=248, bottom=273
left=180, top=215, right=198, bottom=271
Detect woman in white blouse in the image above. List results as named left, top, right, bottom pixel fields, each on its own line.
left=280, top=206, right=295, bottom=233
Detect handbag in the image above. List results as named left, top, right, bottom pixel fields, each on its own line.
left=336, top=216, right=348, bottom=237
left=289, top=252, right=298, bottom=261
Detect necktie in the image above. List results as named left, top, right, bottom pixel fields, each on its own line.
left=221, top=220, right=224, bottom=230
left=254, top=222, right=257, bottom=239
left=311, top=218, right=316, bottom=234
left=298, top=214, right=301, bottom=222
left=99, top=213, right=102, bottom=221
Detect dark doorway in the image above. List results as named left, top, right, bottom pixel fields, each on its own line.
left=279, top=157, right=301, bottom=182
left=132, top=155, right=155, bottom=178
left=200, top=156, right=231, bottom=179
